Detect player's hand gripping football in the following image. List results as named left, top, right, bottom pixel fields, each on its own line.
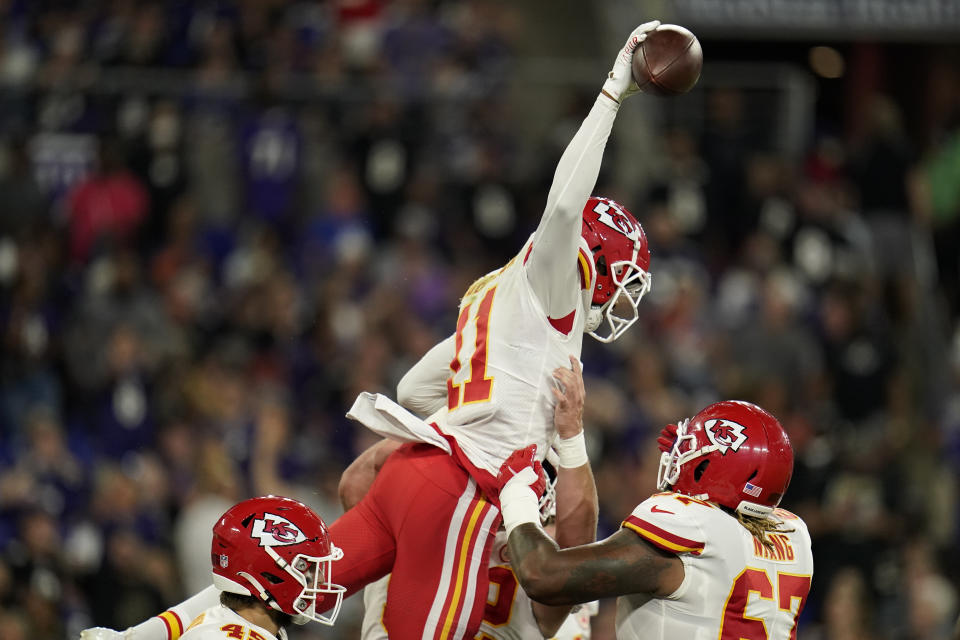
left=602, top=20, right=661, bottom=103
left=497, top=444, right=547, bottom=500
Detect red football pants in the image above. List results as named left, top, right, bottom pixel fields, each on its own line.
left=329, top=444, right=501, bottom=640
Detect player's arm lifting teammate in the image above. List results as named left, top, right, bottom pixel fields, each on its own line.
left=497, top=402, right=813, bottom=640
left=349, top=357, right=598, bottom=639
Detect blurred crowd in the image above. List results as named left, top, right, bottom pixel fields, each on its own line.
left=0, top=1, right=959, bottom=639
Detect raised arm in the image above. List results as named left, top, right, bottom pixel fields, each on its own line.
left=550, top=358, right=598, bottom=550
left=396, top=334, right=455, bottom=416
left=530, top=357, right=599, bottom=636
left=524, top=21, right=659, bottom=320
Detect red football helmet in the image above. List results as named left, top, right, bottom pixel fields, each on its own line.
left=656, top=401, right=794, bottom=518
left=580, top=197, right=651, bottom=342
left=211, top=496, right=345, bottom=626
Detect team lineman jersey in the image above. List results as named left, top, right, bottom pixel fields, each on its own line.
left=180, top=605, right=286, bottom=640
left=617, top=492, right=813, bottom=640
left=362, top=531, right=597, bottom=640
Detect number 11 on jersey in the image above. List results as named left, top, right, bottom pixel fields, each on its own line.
left=448, top=287, right=497, bottom=410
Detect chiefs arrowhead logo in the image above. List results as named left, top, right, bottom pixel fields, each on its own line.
left=592, top=200, right=640, bottom=242
left=704, top=419, right=747, bottom=455
left=251, top=513, right=307, bottom=547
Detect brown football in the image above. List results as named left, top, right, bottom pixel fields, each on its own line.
left=632, top=24, right=703, bottom=96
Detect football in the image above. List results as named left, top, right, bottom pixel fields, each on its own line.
left=632, top=24, right=703, bottom=96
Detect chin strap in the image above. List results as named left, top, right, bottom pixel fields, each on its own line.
left=234, top=570, right=284, bottom=614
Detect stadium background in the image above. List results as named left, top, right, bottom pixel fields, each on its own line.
left=0, top=0, right=959, bottom=638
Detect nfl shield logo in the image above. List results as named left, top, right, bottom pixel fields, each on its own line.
left=219, top=554, right=229, bottom=568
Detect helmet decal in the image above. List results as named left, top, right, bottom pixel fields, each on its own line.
left=704, top=419, right=747, bottom=454
left=212, top=496, right=345, bottom=626
left=657, top=401, right=794, bottom=517
left=743, top=482, right=763, bottom=498
left=592, top=200, right=641, bottom=241
left=252, top=513, right=308, bottom=547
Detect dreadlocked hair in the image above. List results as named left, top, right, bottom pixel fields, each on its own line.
left=736, top=511, right=795, bottom=551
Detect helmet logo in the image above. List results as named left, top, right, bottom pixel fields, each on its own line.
left=704, top=419, right=747, bottom=454
left=592, top=201, right=640, bottom=241
left=251, top=513, right=307, bottom=547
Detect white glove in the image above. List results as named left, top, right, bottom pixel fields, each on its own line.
left=601, top=20, right=661, bottom=103
left=80, top=628, right=131, bottom=640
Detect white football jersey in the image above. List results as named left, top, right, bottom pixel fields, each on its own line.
left=180, top=604, right=286, bottom=640
left=393, top=96, right=623, bottom=497
left=435, top=241, right=587, bottom=478
left=616, top=492, right=813, bottom=640
left=362, top=531, right=596, bottom=640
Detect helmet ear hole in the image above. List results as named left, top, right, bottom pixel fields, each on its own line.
left=595, top=255, right=608, bottom=276
left=694, top=459, right=709, bottom=482
left=261, top=572, right=284, bottom=585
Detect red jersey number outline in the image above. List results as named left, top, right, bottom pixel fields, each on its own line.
left=719, top=568, right=810, bottom=640
left=448, top=287, right=497, bottom=410
left=219, top=625, right=266, bottom=640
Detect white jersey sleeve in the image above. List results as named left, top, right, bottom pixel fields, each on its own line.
left=180, top=605, right=284, bottom=640
left=396, top=334, right=455, bottom=416
left=621, top=492, right=707, bottom=560
left=524, top=94, right=619, bottom=320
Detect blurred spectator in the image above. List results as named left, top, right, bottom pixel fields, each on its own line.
left=848, top=94, right=917, bottom=280
left=0, top=138, right=49, bottom=238
left=66, top=139, right=149, bottom=264
left=0, top=3, right=953, bottom=639
left=173, top=440, right=238, bottom=595
left=818, top=566, right=874, bottom=640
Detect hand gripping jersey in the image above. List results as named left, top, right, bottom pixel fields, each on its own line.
left=361, top=531, right=597, bottom=640
left=617, top=492, right=813, bottom=640
left=180, top=605, right=286, bottom=640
